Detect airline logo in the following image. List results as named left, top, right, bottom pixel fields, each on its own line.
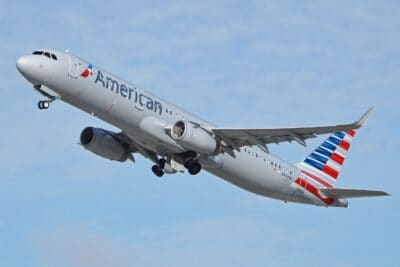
left=80, top=64, right=93, bottom=78
left=299, top=130, right=356, bottom=187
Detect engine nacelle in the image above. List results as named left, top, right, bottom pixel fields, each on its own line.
left=80, top=127, right=129, bottom=162
left=170, top=120, right=217, bottom=154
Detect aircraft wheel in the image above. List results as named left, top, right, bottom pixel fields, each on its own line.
left=186, top=160, right=202, bottom=175
left=38, top=100, right=49, bottom=110
left=152, top=165, right=164, bottom=177
left=42, top=101, right=49, bottom=109
left=158, top=158, right=166, bottom=169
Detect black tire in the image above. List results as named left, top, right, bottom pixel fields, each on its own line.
left=158, top=158, right=166, bottom=169
left=38, top=101, right=49, bottom=110
left=42, top=101, right=49, bottom=109
left=151, top=165, right=164, bottom=177
left=184, top=161, right=190, bottom=169
left=187, top=161, right=202, bottom=175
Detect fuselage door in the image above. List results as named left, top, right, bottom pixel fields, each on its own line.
left=67, top=54, right=79, bottom=78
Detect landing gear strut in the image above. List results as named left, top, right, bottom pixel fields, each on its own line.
left=184, top=159, right=202, bottom=175
left=151, top=158, right=166, bottom=177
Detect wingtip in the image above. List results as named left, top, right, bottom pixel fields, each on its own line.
left=355, top=107, right=374, bottom=128
left=372, top=190, right=390, bottom=197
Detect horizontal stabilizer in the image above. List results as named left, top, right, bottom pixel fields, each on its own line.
left=320, top=188, right=389, bottom=199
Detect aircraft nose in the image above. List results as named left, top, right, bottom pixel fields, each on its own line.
left=16, top=56, right=30, bottom=74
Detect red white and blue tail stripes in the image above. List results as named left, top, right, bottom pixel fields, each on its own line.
left=298, top=130, right=356, bottom=189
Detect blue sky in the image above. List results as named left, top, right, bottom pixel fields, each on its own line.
left=0, top=1, right=399, bottom=266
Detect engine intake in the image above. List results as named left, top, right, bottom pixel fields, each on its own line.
left=80, top=127, right=129, bottom=162
left=171, top=120, right=217, bottom=155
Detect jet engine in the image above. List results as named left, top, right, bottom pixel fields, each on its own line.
left=170, top=120, right=217, bottom=154
left=80, top=127, right=129, bottom=162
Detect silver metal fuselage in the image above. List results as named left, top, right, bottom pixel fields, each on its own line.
left=16, top=49, right=344, bottom=207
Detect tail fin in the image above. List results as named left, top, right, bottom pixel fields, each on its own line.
left=297, top=130, right=357, bottom=188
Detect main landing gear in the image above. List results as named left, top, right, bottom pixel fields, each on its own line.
left=151, top=158, right=166, bottom=177
left=37, top=97, right=55, bottom=110
left=184, top=159, right=202, bottom=175
left=151, top=158, right=202, bottom=177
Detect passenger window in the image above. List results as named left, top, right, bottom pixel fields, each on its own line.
left=51, top=54, right=57, bottom=60
left=44, top=52, right=51, bottom=58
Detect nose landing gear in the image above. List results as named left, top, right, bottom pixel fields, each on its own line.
left=37, top=97, right=55, bottom=110
left=33, top=84, right=58, bottom=110
left=38, top=100, right=50, bottom=109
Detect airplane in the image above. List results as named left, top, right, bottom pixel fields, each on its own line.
left=16, top=49, right=389, bottom=207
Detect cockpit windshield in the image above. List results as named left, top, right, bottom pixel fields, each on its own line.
left=32, top=50, right=57, bottom=60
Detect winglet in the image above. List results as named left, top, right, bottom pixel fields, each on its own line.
left=354, top=107, right=374, bottom=128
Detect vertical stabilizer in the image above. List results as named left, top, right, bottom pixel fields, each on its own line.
left=296, top=130, right=357, bottom=189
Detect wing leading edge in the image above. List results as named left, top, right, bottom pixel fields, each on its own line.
left=212, top=107, right=374, bottom=153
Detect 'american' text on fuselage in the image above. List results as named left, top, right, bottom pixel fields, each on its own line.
left=94, top=70, right=162, bottom=115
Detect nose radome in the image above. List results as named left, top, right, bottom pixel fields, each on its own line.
left=16, top=56, right=29, bottom=74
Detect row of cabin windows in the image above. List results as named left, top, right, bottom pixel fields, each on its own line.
left=164, top=108, right=187, bottom=119
left=242, top=147, right=292, bottom=175
left=164, top=108, right=173, bottom=115
left=32, top=50, right=57, bottom=60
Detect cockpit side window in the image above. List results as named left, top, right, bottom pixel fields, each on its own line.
left=51, top=54, right=57, bottom=60
left=44, top=52, right=51, bottom=58
left=32, top=51, right=44, bottom=55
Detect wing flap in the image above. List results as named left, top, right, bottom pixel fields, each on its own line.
left=320, top=188, right=390, bottom=199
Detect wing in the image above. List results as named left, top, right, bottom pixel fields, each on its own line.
left=212, top=107, right=373, bottom=153
left=320, top=188, right=390, bottom=199
left=113, top=132, right=159, bottom=163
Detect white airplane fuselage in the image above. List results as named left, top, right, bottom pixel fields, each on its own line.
left=16, top=49, right=350, bottom=207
